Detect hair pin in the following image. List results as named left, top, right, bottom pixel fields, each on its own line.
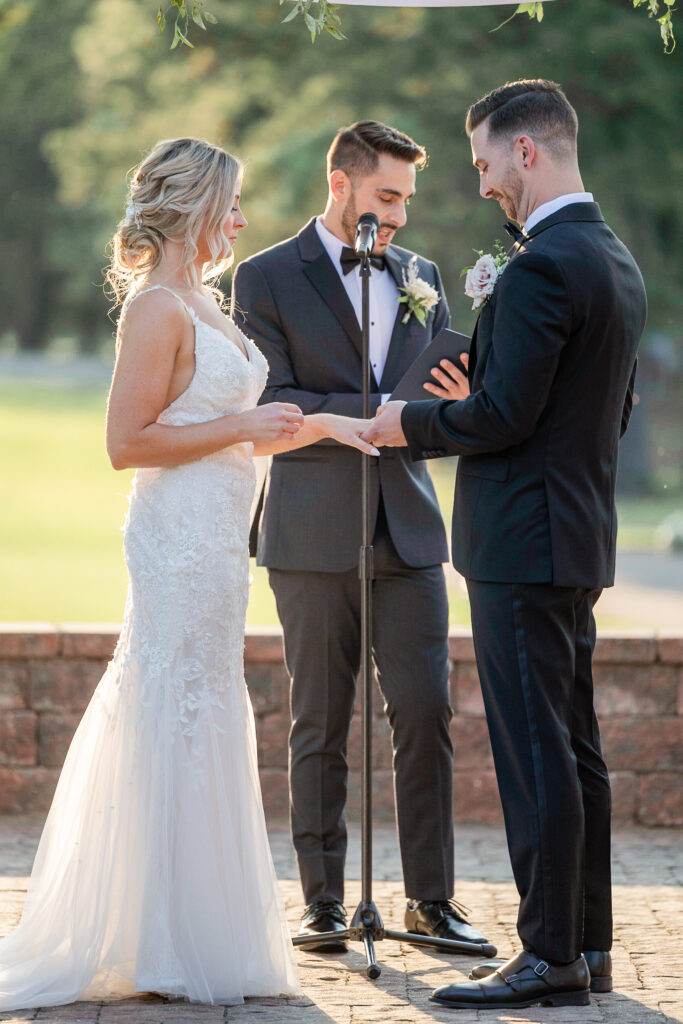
left=125, top=199, right=142, bottom=229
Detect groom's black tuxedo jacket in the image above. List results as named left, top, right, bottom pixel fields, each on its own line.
left=232, top=218, right=450, bottom=572
left=402, top=203, right=647, bottom=588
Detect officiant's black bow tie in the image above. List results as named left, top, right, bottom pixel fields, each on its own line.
left=504, top=221, right=529, bottom=243
left=340, top=247, right=386, bottom=275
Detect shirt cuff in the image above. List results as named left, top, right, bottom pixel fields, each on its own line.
left=380, top=394, right=391, bottom=405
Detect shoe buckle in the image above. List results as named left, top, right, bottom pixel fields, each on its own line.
left=534, top=960, right=550, bottom=977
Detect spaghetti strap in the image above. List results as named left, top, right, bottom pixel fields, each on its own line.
left=124, top=285, right=199, bottom=325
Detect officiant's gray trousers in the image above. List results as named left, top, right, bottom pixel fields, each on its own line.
left=268, top=504, right=454, bottom=905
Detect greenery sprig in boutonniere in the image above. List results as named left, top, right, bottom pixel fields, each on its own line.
left=398, top=256, right=441, bottom=326
left=461, top=241, right=510, bottom=311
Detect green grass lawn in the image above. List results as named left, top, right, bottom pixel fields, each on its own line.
left=1, top=382, right=679, bottom=627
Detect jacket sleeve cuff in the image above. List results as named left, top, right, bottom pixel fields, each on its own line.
left=401, top=400, right=447, bottom=462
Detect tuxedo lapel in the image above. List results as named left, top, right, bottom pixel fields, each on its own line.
left=467, top=317, right=481, bottom=381
left=298, top=219, right=363, bottom=359
left=470, top=205, right=605, bottom=385
left=383, top=246, right=408, bottom=293
left=378, top=247, right=418, bottom=391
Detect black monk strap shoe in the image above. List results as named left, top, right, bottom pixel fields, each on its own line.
left=469, top=948, right=612, bottom=992
left=405, top=899, right=493, bottom=950
left=431, top=950, right=591, bottom=1009
left=297, top=899, right=348, bottom=953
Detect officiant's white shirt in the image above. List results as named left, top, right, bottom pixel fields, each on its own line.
left=315, top=217, right=399, bottom=399
left=523, top=192, right=594, bottom=234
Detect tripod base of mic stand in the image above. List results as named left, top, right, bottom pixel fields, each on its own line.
left=292, top=900, right=497, bottom=980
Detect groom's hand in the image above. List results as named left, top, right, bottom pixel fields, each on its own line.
left=423, top=353, right=470, bottom=400
left=361, top=401, right=408, bottom=447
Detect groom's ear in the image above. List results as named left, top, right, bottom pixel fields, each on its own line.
left=329, top=169, right=351, bottom=203
left=515, top=135, right=537, bottom=170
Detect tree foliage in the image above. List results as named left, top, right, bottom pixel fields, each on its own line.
left=0, top=0, right=680, bottom=353
left=158, top=0, right=676, bottom=52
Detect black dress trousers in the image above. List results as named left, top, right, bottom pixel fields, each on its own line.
left=466, top=579, right=613, bottom=964
left=269, top=499, right=454, bottom=906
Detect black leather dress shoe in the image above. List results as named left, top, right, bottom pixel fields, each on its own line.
left=431, top=950, right=591, bottom=1009
left=297, top=899, right=348, bottom=952
left=469, top=948, right=612, bottom=992
left=405, top=899, right=493, bottom=950
left=583, top=950, right=613, bottom=992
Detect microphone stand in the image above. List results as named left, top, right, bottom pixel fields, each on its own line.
left=291, top=242, right=496, bottom=979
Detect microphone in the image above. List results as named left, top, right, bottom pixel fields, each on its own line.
left=355, top=212, right=380, bottom=256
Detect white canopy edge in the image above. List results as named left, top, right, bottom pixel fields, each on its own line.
left=329, top=1, right=554, bottom=7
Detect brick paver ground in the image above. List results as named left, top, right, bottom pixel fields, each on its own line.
left=0, top=818, right=681, bottom=1024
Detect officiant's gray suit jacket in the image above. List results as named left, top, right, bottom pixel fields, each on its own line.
left=232, top=218, right=450, bottom=571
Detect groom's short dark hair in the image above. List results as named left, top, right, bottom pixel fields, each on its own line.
left=466, top=80, right=578, bottom=157
left=328, top=120, right=427, bottom=181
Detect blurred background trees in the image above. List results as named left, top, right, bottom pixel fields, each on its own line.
left=1, top=0, right=681, bottom=490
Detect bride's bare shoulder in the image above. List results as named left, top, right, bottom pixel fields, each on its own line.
left=117, top=287, right=192, bottom=352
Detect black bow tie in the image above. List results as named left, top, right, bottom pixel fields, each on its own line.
left=504, top=221, right=529, bottom=243
left=340, top=247, right=386, bottom=275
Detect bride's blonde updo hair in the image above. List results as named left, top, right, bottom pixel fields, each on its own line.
left=106, top=137, right=242, bottom=305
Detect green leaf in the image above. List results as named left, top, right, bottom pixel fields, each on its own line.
left=659, top=13, right=676, bottom=51
left=171, top=16, right=193, bottom=48
left=282, top=5, right=300, bottom=23
left=192, top=6, right=206, bottom=29
left=517, top=2, right=544, bottom=21
left=204, top=10, right=217, bottom=23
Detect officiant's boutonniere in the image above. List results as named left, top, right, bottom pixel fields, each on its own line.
left=462, top=241, right=509, bottom=311
left=398, top=256, right=440, bottom=326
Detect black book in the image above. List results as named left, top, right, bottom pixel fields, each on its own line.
left=390, top=327, right=471, bottom=403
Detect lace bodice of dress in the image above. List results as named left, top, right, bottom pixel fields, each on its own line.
left=122, top=284, right=268, bottom=433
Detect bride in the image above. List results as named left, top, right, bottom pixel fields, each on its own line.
left=0, top=137, right=378, bottom=1009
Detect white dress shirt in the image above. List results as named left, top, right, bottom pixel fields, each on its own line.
left=315, top=217, right=399, bottom=398
left=523, top=192, right=594, bottom=234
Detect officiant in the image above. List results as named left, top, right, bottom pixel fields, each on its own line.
left=232, top=120, right=488, bottom=951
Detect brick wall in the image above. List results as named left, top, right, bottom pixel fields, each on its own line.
left=1, top=625, right=681, bottom=825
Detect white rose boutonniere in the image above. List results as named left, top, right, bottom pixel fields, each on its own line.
left=398, top=256, right=440, bottom=326
left=462, top=240, right=510, bottom=311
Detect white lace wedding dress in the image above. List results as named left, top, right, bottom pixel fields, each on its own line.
left=0, top=286, right=299, bottom=1009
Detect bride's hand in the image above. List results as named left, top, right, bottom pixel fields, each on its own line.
left=321, top=415, right=380, bottom=457
left=238, top=403, right=304, bottom=443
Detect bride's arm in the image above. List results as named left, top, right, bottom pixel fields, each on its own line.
left=254, top=414, right=379, bottom=458
left=106, top=293, right=303, bottom=470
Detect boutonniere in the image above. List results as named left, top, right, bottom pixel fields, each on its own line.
left=398, top=255, right=441, bottom=326
left=462, top=241, right=509, bottom=311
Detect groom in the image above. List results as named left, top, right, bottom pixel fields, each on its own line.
left=365, top=80, right=646, bottom=1009
left=233, top=120, right=490, bottom=952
